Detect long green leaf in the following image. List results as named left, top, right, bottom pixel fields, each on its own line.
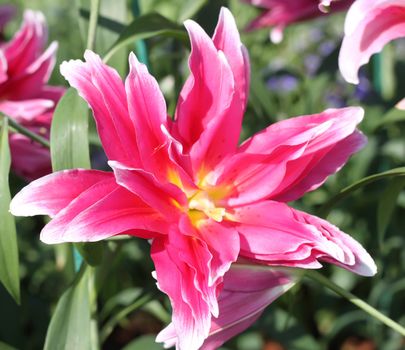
left=50, top=88, right=91, bottom=171
left=377, top=177, right=405, bottom=247
left=104, top=13, right=188, bottom=63
left=79, top=8, right=126, bottom=33
left=44, top=266, right=92, bottom=350
left=178, top=0, right=208, bottom=22
left=319, top=167, right=405, bottom=217
left=0, top=119, right=20, bottom=304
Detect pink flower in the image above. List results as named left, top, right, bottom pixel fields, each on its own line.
left=0, top=10, right=65, bottom=180
left=244, top=0, right=353, bottom=43
left=10, top=8, right=376, bottom=350
left=339, top=0, right=405, bottom=108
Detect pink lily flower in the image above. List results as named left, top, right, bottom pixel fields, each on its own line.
left=339, top=0, right=405, bottom=109
left=244, top=0, right=353, bottom=43
left=0, top=10, right=65, bottom=180
left=10, top=8, right=376, bottom=350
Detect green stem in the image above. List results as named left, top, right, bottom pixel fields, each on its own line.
left=305, top=270, right=405, bottom=336
left=1, top=113, right=50, bottom=148
left=86, top=0, right=101, bottom=51
left=100, top=292, right=154, bottom=342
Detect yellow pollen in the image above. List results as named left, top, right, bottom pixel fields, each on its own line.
left=188, top=190, right=225, bottom=223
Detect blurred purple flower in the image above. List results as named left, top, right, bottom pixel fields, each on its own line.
left=267, top=74, right=299, bottom=93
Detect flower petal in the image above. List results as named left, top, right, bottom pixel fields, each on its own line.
left=126, top=53, right=173, bottom=179
left=229, top=200, right=377, bottom=276
left=174, top=18, right=235, bottom=176
left=201, top=264, right=296, bottom=350
left=339, top=0, right=405, bottom=84
left=152, top=235, right=212, bottom=350
left=41, top=183, right=166, bottom=244
left=210, top=107, right=365, bottom=205
left=158, top=263, right=296, bottom=350
left=10, top=169, right=113, bottom=217
left=60, top=50, right=141, bottom=165
left=109, top=160, right=186, bottom=219
left=153, top=216, right=239, bottom=350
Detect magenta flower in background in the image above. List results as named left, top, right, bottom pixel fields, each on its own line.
left=339, top=0, right=405, bottom=110
left=10, top=7, right=376, bottom=350
left=0, top=10, right=64, bottom=180
left=244, top=0, right=353, bottom=43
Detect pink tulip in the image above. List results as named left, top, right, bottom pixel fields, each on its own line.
left=244, top=0, right=353, bottom=43
left=10, top=8, right=376, bottom=350
left=0, top=10, right=65, bottom=180
left=339, top=0, right=405, bottom=109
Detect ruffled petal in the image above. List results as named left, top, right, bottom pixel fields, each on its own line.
left=174, top=17, right=235, bottom=177
left=228, top=201, right=377, bottom=276
left=60, top=50, right=141, bottom=165
left=157, top=263, right=296, bottom=350
left=153, top=216, right=239, bottom=350
left=210, top=107, right=365, bottom=206
left=339, top=0, right=405, bottom=84
left=201, top=264, right=296, bottom=350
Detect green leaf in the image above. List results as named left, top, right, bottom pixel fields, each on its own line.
left=44, top=266, right=92, bottom=350
left=104, top=13, right=188, bottom=63
left=320, top=167, right=405, bottom=217
left=50, top=88, right=91, bottom=171
left=0, top=118, right=20, bottom=304
left=122, top=335, right=164, bottom=350
left=178, top=0, right=208, bottom=22
left=79, top=8, right=126, bottom=33
left=374, top=107, right=405, bottom=130
left=377, top=177, right=405, bottom=246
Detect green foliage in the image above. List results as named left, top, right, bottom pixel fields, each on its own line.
left=0, top=119, right=20, bottom=304
left=43, top=266, right=93, bottom=350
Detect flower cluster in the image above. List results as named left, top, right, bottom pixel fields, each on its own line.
left=0, top=8, right=64, bottom=180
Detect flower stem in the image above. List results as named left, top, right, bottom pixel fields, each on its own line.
left=99, top=292, right=154, bottom=342
left=0, top=113, right=50, bottom=148
left=305, top=270, right=405, bottom=336
left=86, top=0, right=101, bottom=51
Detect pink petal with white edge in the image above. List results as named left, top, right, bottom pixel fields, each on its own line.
left=211, top=107, right=365, bottom=206
left=229, top=201, right=377, bottom=276
left=4, top=10, right=47, bottom=74
left=174, top=18, right=235, bottom=176
left=41, top=184, right=166, bottom=244
left=152, top=236, right=212, bottom=350
left=201, top=264, right=296, bottom=350
left=126, top=52, right=174, bottom=179
left=158, top=264, right=296, bottom=350
left=339, top=0, right=405, bottom=84
left=211, top=7, right=250, bottom=152
left=60, top=50, right=141, bottom=165
left=153, top=217, right=239, bottom=350
left=0, top=99, right=54, bottom=121
left=10, top=169, right=113, bottom=217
